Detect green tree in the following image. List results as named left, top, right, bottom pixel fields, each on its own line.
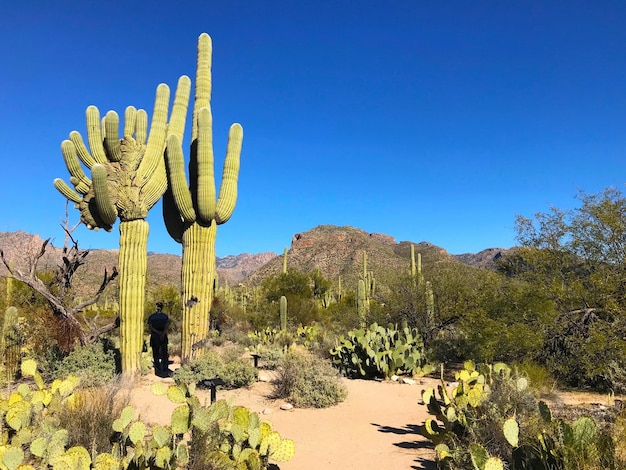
left=502, top=187, right=626, bottom=391
left=260, top=270, right=321, bottom=327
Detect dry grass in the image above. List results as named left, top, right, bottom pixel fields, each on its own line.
left=56, top=376, right=133, bottom=458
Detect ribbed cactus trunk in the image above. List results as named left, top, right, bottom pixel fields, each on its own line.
left=357, top=279, right=368, bottom=326
left=2, top=306, right=21, bottom=383
left=180, top=222, right=217, bottom=361
left=118, top=220, right=149, bottom=375
left=5, top=272, right=13, bottom=307
left=426, top=280, right=435, bottom=329
left=280, top=295, right=288, bottom=331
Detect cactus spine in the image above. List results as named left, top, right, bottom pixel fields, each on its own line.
left=163, top=33, right=244, bottom=362
left=280, top=295, right=287, bottom=331
left=54, top=55, right=191, bottom=375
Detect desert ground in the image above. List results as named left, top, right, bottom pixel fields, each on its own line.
left=130, top=363, right=620, bottom=470
left=132, top=368, right=438, bottom=469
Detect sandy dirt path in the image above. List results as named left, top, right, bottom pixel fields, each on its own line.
left=130, top=372, right=438, bottom=469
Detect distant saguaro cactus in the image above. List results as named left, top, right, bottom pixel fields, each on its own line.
left=282, top=247, right=288, bottom=274
left=357, top=279, right=368, bottom=326
left=280, top=295, right=288, bottom=331
left=1, top=306, right=22, bottom=382
left=54, top=61, right=191, bottom=375
left=163, top=33, right=244, bottom=362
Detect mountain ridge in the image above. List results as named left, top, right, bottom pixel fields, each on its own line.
left=0, top=227, right=511, bottom=297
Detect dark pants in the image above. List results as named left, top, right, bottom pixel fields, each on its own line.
left=150, top=333, right=169, bottom=373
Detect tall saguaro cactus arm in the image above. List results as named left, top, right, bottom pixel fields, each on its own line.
left=163, top=33, right=244, bottom=362
left=54, top=72, right=191, bottom=375
left=215, top=123, right=243, bottom=223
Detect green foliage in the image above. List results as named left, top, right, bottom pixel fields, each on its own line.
left=540, top=309, right=626, bottom=393
left=262, top=270, right=312, bottom=303
left=261, top=270, right=321, bottom=326
left=220, top=359, right=259, bottom=389
left=246, top=343, right=286, bottom=370
left=54, top=340, right=117, bottom=388
left=330, top=322, right=432, bottom=379
left=173, top=349, right=257, bottom=389
left=56, top=379, right=132, bottom=457
left=272, top=350, right=347, bottom=408
left=2, top=306, right=24, bottom=383
left=145, top=284, right=182, bottom=322
left=420, top=361, right=619, bottom=469
left=0, top=359, right=292, bottom=469
left=279, top=295, right=287, bottom=331
left=498, top=188, right=626, bottom=392
left=173, top=351, right=224, bottom=384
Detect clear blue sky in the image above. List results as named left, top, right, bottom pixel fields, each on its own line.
left=2, top=1, right=625, bottom=257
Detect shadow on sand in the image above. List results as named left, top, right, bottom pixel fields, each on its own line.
left=372, top=422, right=437, bottom=469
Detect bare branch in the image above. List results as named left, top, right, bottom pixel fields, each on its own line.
left=1, top=221, right=118, bottom=347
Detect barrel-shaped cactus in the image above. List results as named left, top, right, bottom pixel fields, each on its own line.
left=54, top=63, right=191, bottom=375
left=163, top=33, right=243, bottom=362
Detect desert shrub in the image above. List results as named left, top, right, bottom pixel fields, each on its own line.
left=174, top=349, right=257, bottom=389
left=611, top=410, right=626, bottom=466
left=296, top=323, right=337, bottom=360
left=54, top=340, right=117, bottom=387
left=207, top=329, right=227, bottom=346
left=56, top=378, right=132, bottom=456
left=220, top=359, right=258, bottom=389
left=272, top=350, right=347, bottom=408
left=541, top=313, right=626, bottom=393
left=248, top=344, right=285, bottom=370
left=513, top=359, right=557, bottom=394
left=174, top=350, right=225, bottom=384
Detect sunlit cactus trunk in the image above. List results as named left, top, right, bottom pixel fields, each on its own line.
left=280, top=295, right=288, bottom=331
left=163, top=34, right=243, bottom=363
left=118, top=220, right=149, bottom=374
left=180, top=222, right=217, bottom=360
left=2, top=306, right=21, bottom=382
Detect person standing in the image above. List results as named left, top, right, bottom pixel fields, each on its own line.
left=148, top=301, right=171, bottom=377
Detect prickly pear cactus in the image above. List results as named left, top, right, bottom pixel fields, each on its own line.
left=330, top=322, right=432, bottom=379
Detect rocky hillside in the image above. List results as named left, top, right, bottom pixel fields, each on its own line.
left=0, top=231, right=275, bottom=297
left=453, top=248, right=509, bottom=269
left=243, top=225, right=459, bottom=289
left=0, top=227, right=512, bottom=298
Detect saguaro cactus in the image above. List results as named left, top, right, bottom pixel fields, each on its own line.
left=163, top=33, right=244, bottom=362
left=410, top=244, right=424, bottom=286
left=54, top=71, right=191, bottom=374
left=2, top=306, right=22, bottom=382
left=280, top=295, right=288, bottom=331
left=282, top=247, right=288, bottom=274
left=361, top=251, right=375, bottom=297
left=357, top=279, right=368, bottom=326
